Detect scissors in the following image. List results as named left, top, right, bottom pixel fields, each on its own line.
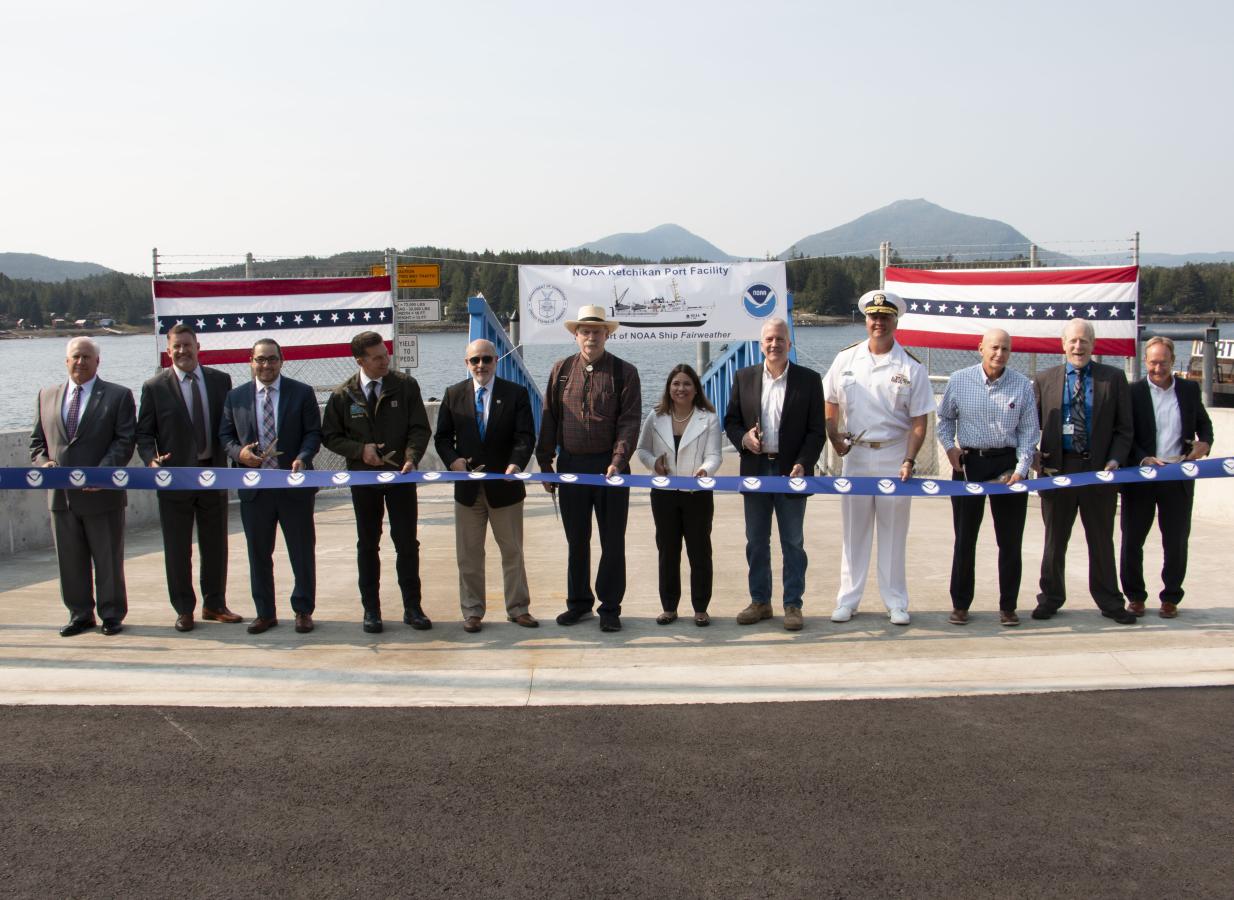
left=843, top=428, right=867, bottom=447
left=257, top=440, right=279, bottom=462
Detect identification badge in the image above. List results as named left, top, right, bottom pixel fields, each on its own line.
left=349, top=403, right=365, bottom=418
left=1062, top=423, right=1074, bottom=436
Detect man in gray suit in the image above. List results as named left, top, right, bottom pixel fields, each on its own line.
left=30, top=337, right=137, bottom=636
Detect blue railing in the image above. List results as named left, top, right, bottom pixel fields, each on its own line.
left=700, top=293, right=798, bottom=416
left=467, top=296, right=544, bottom=434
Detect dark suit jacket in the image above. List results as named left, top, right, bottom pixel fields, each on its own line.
left=136, top=365, right=232, bottom=467
left=219, top=376, right=322, bottom=500
left=723, top=362, right=826, bottom=476
left=434, top=377, right=535, bottom=508
left=30, top=378, right=136, bottom=513
left=1128, top=376, right=1214, bottom=465
left=1034, top=361, right=1133, bottom=471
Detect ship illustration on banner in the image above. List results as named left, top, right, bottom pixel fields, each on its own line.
left=609, top=280, right=715, bottom=328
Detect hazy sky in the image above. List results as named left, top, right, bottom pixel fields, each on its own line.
left=3, top=0, right=1231, bottom=275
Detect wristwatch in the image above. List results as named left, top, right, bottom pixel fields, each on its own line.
left=902, top=458, right=916, bottom=468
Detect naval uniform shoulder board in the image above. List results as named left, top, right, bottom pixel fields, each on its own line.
left=903, top=348, right=923, bottom=364
left=839, top=340, right=862, bottom=352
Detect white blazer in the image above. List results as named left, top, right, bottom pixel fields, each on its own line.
left=636, top=408, right=723, bottom=478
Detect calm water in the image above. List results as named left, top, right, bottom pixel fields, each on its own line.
left=3, top=324, right=1229, bottom=432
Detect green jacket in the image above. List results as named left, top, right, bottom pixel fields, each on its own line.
left=322, top=369, right=431, bottom=470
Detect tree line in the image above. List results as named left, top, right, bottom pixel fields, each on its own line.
left=1, top=249, right=1231, bottom=327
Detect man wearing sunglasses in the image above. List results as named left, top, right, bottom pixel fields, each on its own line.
left=434, top=339, right=538, bottom=633
left=322, top=330, right=432, bottom=634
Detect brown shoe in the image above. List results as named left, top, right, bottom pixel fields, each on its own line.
left=294, top=613, right=314, bottom=634
left=507, top=613, right=539, bottom=628
left=949, top=609, right=969, bottom=626
left=463, top=616, right=482, bottom=633
left=736, top=602, right=772, bottom=625
left=1127, top=600, right=1146, bottom=617
left=1160, top=602, right=1179, bottom=619
left=174, top=613, right=194, bottom=632
left=1000, top=610, right=1021, bottom=627
left=656, top=611, right=678, bottom=625
left=694, top=611, right=711, bottom=627
left=783, top=606, right=803, bottom=631
left=246, top=616, right=278, bottom=635
left=203, top=606, right=243, bottom=623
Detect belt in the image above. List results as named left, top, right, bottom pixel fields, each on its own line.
left=852, top=439, right=892, bottom=449
left=965, top=447, right=1015, bottom=458
left=762, top=453, right=779, bottom=461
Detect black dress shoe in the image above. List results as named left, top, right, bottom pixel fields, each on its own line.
left=556, top=608, right=594, bottom=626
left=59, top=618, right=96, bottom=637
left=175, top=613, right=194, bottom=633
left=403, top=608, right=432, bottom=630
left=363, top=612, right=383, bottom=634
left=1031, top=605, right=1055, bottom=620
left=100, top=619, right=123, bottom=636
left=247, top=616, right=278, bottom=635
left=599, top=614, right=622, bottom=632
left=1102, top=609, right=1139, bottom=625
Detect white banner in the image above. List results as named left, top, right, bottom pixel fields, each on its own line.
left=517, top=261, right=788, bottom=344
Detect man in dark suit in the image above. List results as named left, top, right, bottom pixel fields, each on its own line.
left=322, top=330, right=432, bottom=634
left=434, top=339, right=538, bottom=633
left=219, top=338, right=322, bottom=635
left=136, top=324, right=242, bottom=632
left=30, top=337, right=136, bottom=636
left=724, top=316, right=825, bottom=631
left=1120, top=336, right=1214, bottom=619
left=1033, top=318, right=1137, bottom=624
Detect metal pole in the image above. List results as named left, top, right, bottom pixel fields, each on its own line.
left=1030, top=244, right=1038, bottom=267
left=151, top=247, right=159, bottom=278
left=1203, top=325, right=1218, bottom=408
left=1133, top=231, right=1140, bottom=266
left=879, top=241, right=889, bottom=288
left=509, top=308, right=521, bottom=353
left=387, top=247, right=399, bottom=366
left=244, top=252, right=255, bottom=278
left=1132, top=323, right=1143, bottom=382
left=696, top=341, right=710, bottom=376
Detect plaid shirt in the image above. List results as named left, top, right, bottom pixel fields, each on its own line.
left=536, top=352, right=641, bottom=472
left=937, top=363, right=1040, bottom=477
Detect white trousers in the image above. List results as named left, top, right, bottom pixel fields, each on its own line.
left=835, top=439, right=912, bottom=612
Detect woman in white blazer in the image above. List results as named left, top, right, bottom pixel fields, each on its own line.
left=636, top=363, right=723, bottom=625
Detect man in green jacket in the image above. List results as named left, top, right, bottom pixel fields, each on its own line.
left=322, top=331, right=432, bottom=633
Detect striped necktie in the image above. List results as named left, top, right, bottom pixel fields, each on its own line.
left=261, top=387, right=278, bottom=468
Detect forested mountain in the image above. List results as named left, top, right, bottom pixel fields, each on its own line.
left=0, top=252, right=113, bottom=281
left=574, top=223, right=739, bottom=262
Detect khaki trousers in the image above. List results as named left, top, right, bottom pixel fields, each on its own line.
left=455, top=494, right=531, bottom=619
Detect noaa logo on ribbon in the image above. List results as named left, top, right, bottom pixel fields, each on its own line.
left=155, top=470, right=173, bottom=488
left=1095, top=470, right=1115, bottom=482
left=287, top=472, right=306, bottom=486
left=69, top=470, right=87, bottom=487
left=467, top=471, right=486, bottom=479
left=198, top=470, right=217, bottom=487
left=696, top=476, right=716, bottom=489
left=515, top=472, right=533, bottom=480
left=111, top=470, right=129, bottom=487
left=651, top=476, right=671, bottom=488
left=606, top=475, right=625, bottom=486
left=788, top=477, right=808, bottom=492
left=1052, top=476, right=1071, bottom=487
left=332, top=472, right=351, bottom=485
left=377, top=472, right=397, bottom=483
left=742, top=477, right=762, bottom=491
left=243, top=471, right=262, bottom=487
left=964, top=482, right=985, bottom=495
left=742, top=283, right=777, bottom=319
left=921, top=480, right=940, bottom=495
left=26, top=469, right=43, bottom=487
left=833, top=478, right=852, bottom=494
left=1008, top=482, right=1029, bottom=493
left=422, top=471, right=442, bottom=481
left=1224, top=458, right=1234, bottom=476
left=1137, top=467, right=1157, bottom=480
left=527, top=284, right=567, bottom=325
left=559, top=473, right=578, bottom=483
left=877, top=479, right=896, bottom=494
left=1181, top=462, right=1199, bottom=478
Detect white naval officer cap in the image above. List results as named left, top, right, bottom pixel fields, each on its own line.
left=858, top=290, right=906, bottom=317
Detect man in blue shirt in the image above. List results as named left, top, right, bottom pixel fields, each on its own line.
left=937, top=328, right=1040, bottom=625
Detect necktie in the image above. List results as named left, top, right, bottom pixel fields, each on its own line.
left=187, top=372, right=207, bottom=459
left=261, top=387, right=278, bottom=468
left=367, top=379, right=379, bottom=408
left=475, top=386, right=486, bottom=440
left=66, top=385, right=82, bottom=442
left=1071, top=370, right=1089, bottom=454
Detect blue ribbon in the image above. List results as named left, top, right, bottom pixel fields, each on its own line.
left=4, top=458, right=1233, bottom=496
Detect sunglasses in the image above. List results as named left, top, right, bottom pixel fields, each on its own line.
left=466, top=355, right=495, bottom=365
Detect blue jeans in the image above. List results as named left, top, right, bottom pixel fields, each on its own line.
left=743, top=457, right=808, bottom=608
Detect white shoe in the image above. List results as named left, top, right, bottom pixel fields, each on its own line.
left=888, top=609, right=910, bottom=626
left=830, top=607, right=854, bottom=623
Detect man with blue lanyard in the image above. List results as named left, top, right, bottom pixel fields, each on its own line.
left=1032, top=319, right=1137, bottom=624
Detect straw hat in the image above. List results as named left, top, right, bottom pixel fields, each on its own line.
left=564, top=304, right=620, bottom=334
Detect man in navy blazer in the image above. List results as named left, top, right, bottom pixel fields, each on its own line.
left=1120, top=336, right=1214, bottom=618
left=434, top=339, right=538, bottom=632
left=219, top=338, right=322, bottom=635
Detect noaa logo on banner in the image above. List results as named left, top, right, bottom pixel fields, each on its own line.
left=1224, top=458, right=1234, bottom=476
left=742, top=477, right=762, bottom=491
left=377, top=472, right=397, bottom=483
left=26, top=469, right=43, bottom=487
left=1009, top=482, right=1029, bottom=493
left=515, top=472, right=533, bottom=480
left=69, top=470, right=87, bottom=487
left=789, top=478, right=808, bottom=492
left=1052, top=476, right=1072, bottom=487
left=287, top=472, right=306, bottom=486
left=243, top=471, right=262, bottom=487
left=155, top=470, right=173, bottom=488
left=606, top=475, right=625, bottom=486
left=696, top=476, right=716, bottom=489
left=332, top=472, right=351, bottom=485
left=742, top=283, right=777, bottom=319
left=467, top=471, right=486, bottom=479
left=422, top=471, right=442, bottom=481
left=833, top=478, right=852, bottom=494
left=559, top=473, right=578, bottom=483
left=1182, top=462, right=1199, bottom=478
left=112, top=471, right=129, bottom=487
left=651, top=476, right=671, bottom=488
left=921, top=480, right=940, bottom=495
left=877, top=479, right=896, bottom=494
left=527, top=284, right=567, bottom=325
left=964, top=482, right=984, bottom=495
left=1095, top=470, right=1115, bottom=482
left=198, top=470, right=217, bottom=488
left=1137, top=467, right=1157, bottom=480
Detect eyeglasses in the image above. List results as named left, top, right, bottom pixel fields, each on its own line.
left=466, top=355, right=495, bottom=365
left=252, top=356, right=281, bottom=365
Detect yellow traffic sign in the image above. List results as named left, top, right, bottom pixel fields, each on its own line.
left=370, top=263, right=441, bottom=289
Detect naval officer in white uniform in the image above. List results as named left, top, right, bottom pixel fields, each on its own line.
left=823, top=290, right=934, bottom=625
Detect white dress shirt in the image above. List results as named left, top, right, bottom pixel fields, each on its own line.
left=1149, top=378, right=1184, bottom=461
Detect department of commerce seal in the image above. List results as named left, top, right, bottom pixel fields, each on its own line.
left=527, top=284, right=567, bottom=325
